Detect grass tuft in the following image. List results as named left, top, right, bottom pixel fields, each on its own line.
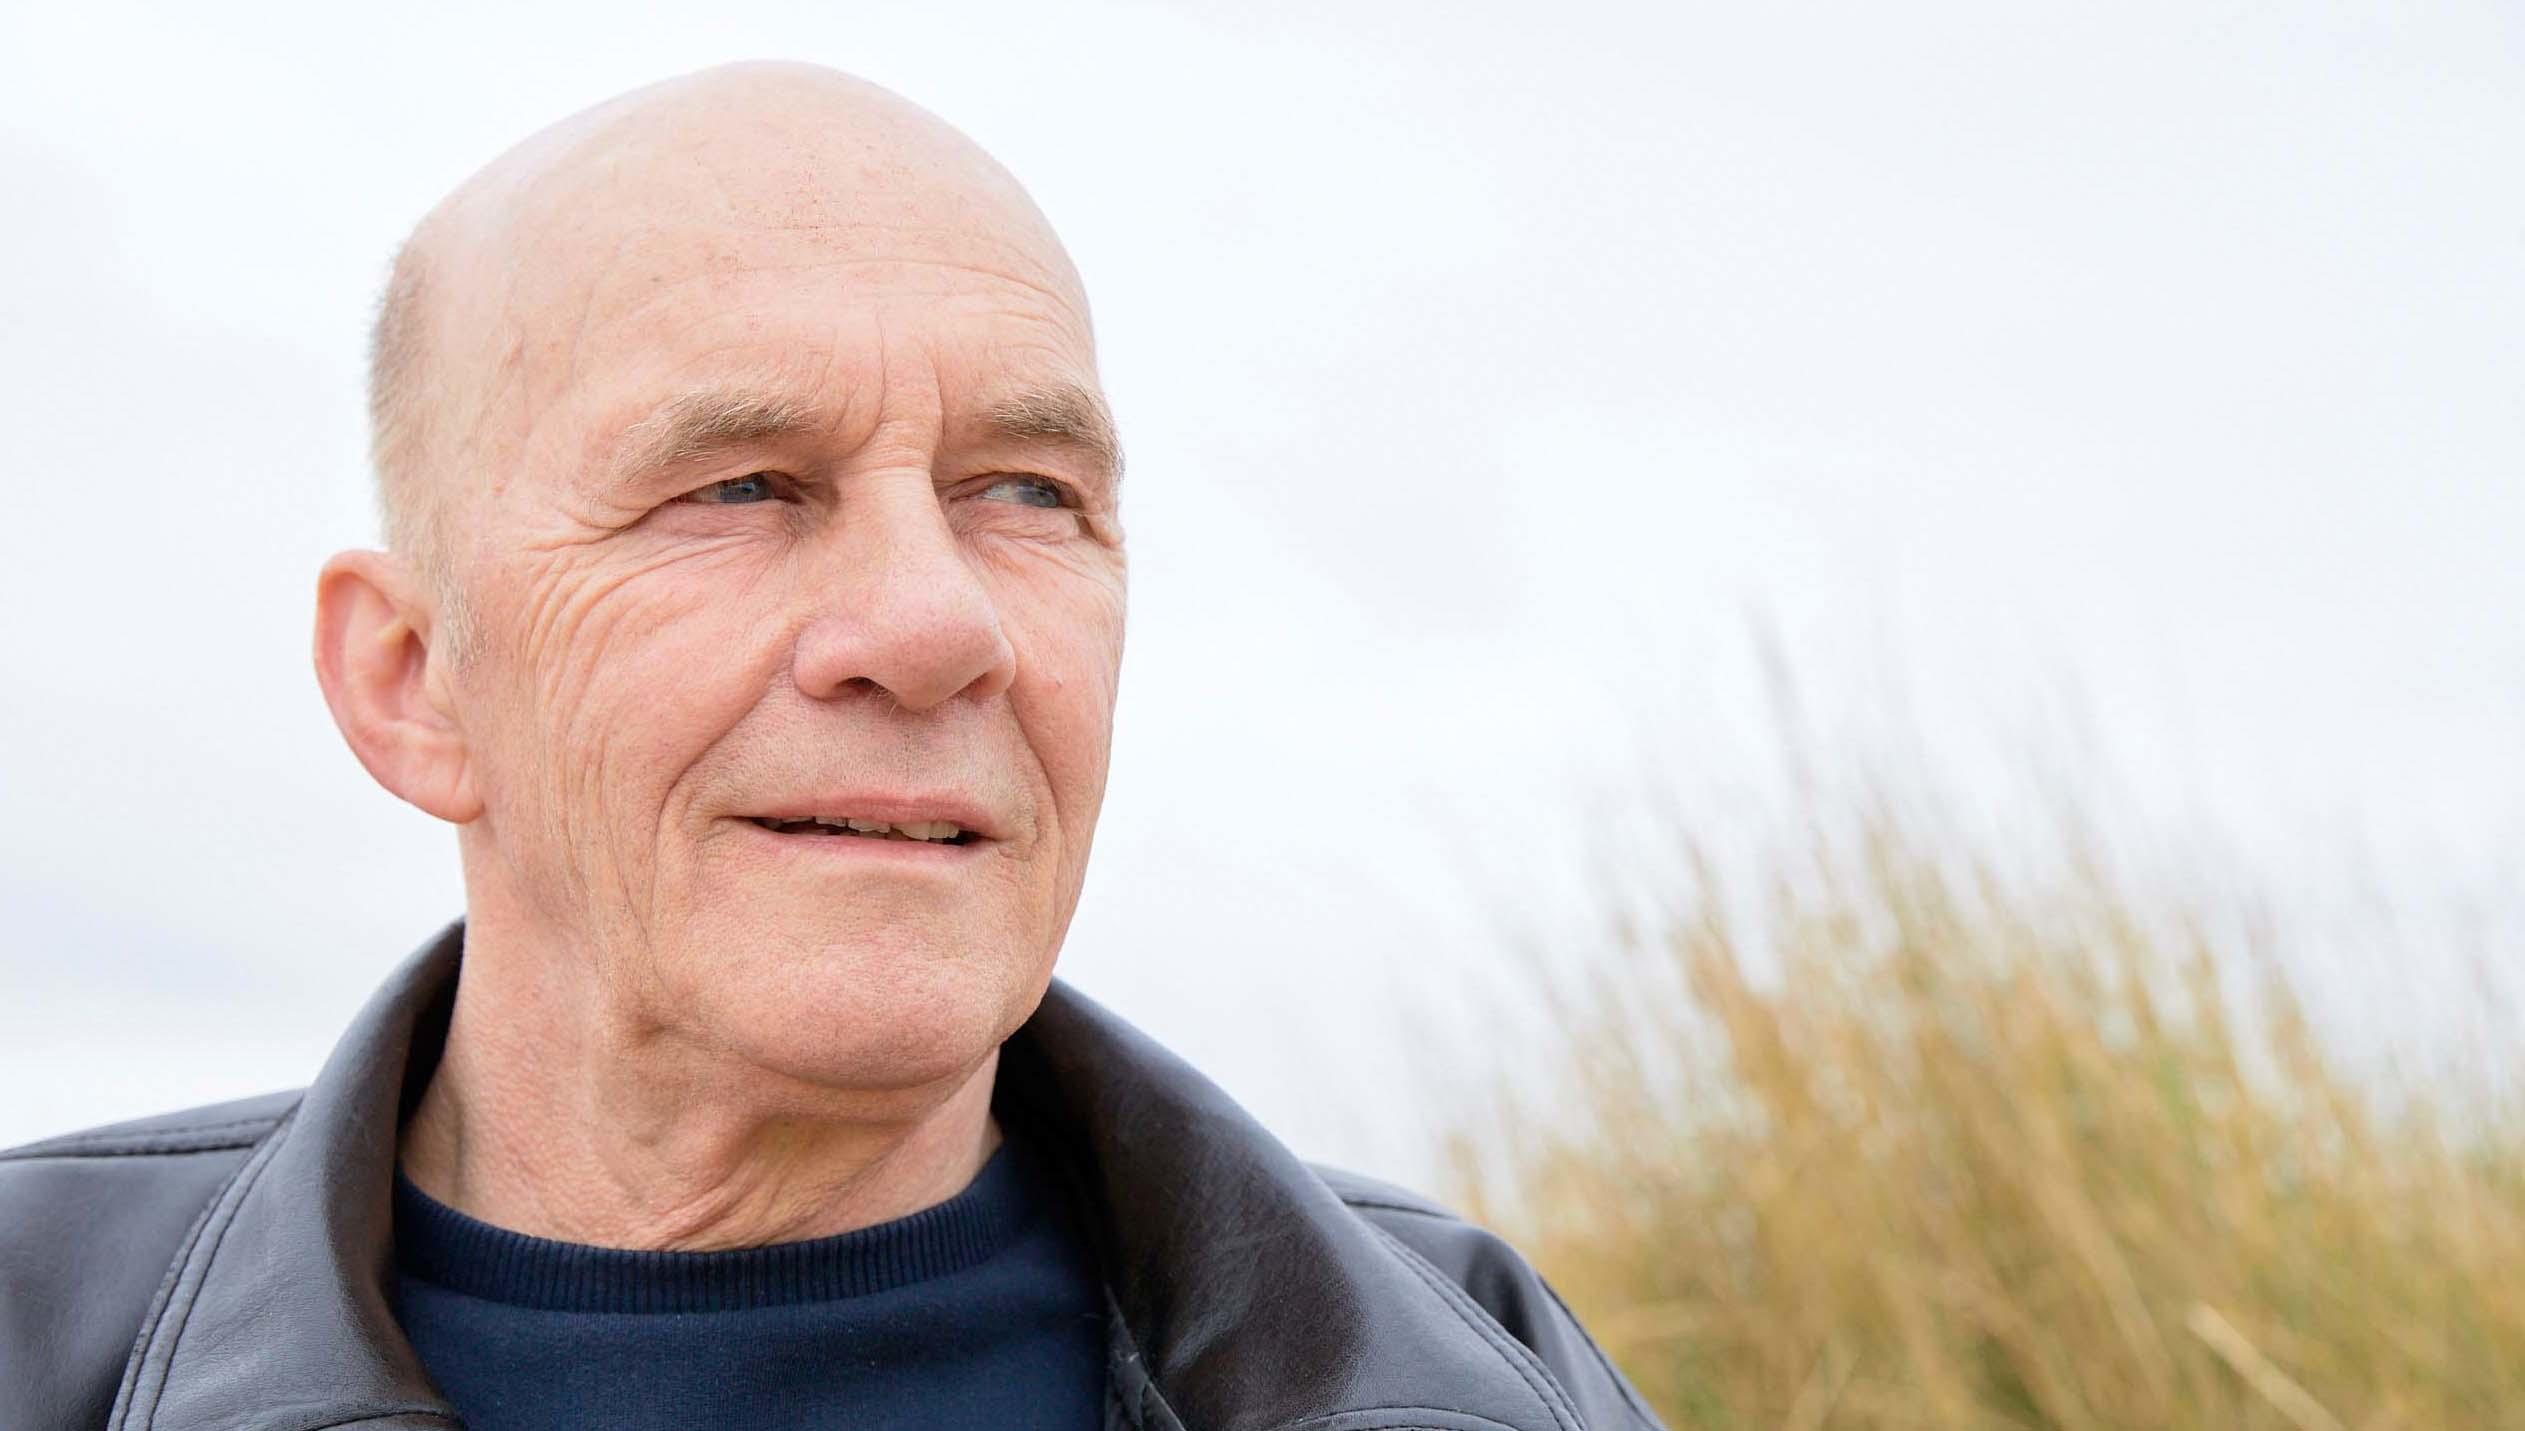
left=1444, top=764, right=2525, bottom=1430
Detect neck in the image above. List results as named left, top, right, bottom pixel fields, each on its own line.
left=397, top=911, right=1002, bottom=1252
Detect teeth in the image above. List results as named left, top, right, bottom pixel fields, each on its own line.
left=779, top=815, right=966, bottom=843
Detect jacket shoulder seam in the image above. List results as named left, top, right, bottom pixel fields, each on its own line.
left=1345, top=1199, right=1664, bottom=1428
left=1338, top=1194, right=1461, bottom=1221
left=0, top=1117, right=286, bottom=1162
left=287, top=1409, right=466, bottom=1431
left=111, top=1104, right=300, bottom=1430
left=1363, top=1221, right=1586, bottom=1431
left=1270, top=1407, right=1531, bottom=1431
left=105, top=1137, right=246, bottom=1430
left=1534, top=1275, right=1664, bottom=1427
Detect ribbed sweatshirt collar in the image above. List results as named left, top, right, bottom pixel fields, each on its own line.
left=389, top=1138, right=1036, bottom=1314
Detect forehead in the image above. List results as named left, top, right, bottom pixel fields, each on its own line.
left=489, top=250, right=1096, bottom=500
left=447, top=138, right=1097, bottom=467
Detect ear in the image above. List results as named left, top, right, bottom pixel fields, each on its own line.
left=313, top=549, right=484, bottom=824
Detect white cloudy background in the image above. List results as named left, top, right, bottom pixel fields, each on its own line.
left=2, top=1, right=2519, bottom=1186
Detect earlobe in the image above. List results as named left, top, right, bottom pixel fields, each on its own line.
left=312, top=550, right=483, bottom=824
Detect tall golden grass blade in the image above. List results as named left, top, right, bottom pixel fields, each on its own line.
left=2185, top=1304, right=2346, bottom=1431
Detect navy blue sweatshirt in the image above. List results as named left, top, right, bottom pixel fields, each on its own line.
left=387, top=1129, right=1107, bottom=1429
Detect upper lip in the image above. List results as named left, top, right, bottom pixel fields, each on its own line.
left=739, top=792, right=1003, bottom=841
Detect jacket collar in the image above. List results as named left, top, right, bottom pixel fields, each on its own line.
left=123, top=922, right=1557, bottom=1431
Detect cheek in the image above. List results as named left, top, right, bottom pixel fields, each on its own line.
left=480, top=544, right=787, bottom=838
left=981, top=532, right=1125, bottom=676
left=994, top=555, right=1126, bottom=834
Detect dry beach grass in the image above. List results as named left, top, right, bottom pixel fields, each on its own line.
left=1445, top=758, right=2525, bottom=1430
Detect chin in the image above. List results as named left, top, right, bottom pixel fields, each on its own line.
left=673, top=919, right=1049, bottom=1094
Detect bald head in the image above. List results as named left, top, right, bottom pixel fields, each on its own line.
left=365, top=62, right=1094, bottom=653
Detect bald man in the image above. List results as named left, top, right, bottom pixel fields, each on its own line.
left=0, top=63, right=1661, bottom=1431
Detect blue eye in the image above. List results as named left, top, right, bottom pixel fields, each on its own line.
left=983, top=476, right=1069, bottom=509
left=684, top=473, right=779, bottom=504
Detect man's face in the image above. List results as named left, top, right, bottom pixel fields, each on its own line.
left=437, top=151, right=1125, bottom=1092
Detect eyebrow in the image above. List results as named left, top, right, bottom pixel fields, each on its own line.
left=983, top=382, right=1125, bottom=489
left=608, top=389, right=824, bottom=487
left=605, top=382, right=1124, bottom=491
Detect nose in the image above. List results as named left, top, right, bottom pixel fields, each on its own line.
left=789, top=474, right=1018, bottom=711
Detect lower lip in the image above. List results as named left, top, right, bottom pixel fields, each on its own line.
left=733, top=819, right=988, bottom=868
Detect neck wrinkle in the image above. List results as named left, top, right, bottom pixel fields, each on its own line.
left=396, top=906, right=1003, bottom=1252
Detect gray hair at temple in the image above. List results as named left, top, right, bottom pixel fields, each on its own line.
left=364, top=233, right=479, bottom=664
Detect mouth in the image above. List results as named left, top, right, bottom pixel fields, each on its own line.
left=744, top=815, right=983, bottom=847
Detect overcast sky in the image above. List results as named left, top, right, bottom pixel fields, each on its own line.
left=2, top=0, right=2518, bottom=1186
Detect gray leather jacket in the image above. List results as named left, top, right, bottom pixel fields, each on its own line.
left=1, top=922, right=1663, bottom=1431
